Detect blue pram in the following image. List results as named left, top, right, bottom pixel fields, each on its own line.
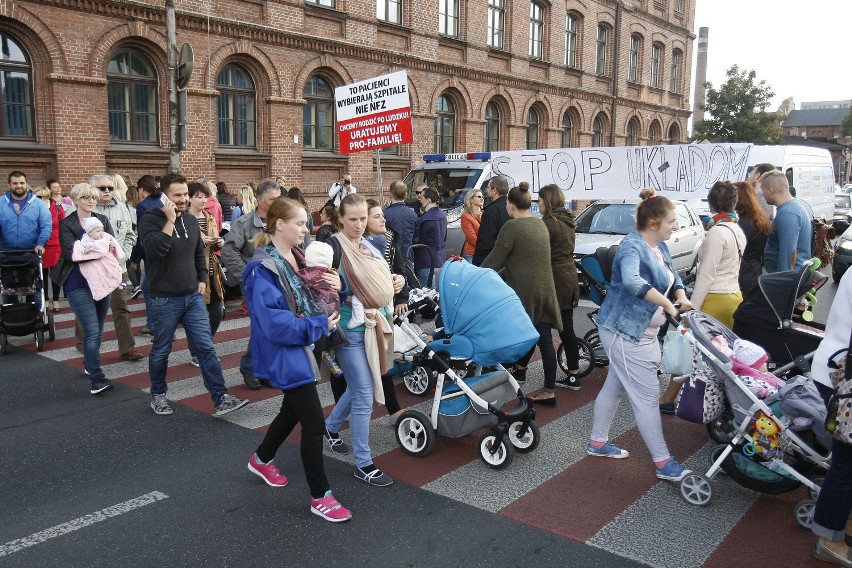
left=393, top=258, right=541, bottom=469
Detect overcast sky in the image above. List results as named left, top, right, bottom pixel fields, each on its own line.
left=691, top=0, right=852, bottom=113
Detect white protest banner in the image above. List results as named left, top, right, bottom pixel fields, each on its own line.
left=335, top=70, right=413, bottom=155
left=488, top=143, right=752, bottom=201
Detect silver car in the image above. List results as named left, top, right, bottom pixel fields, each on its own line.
left=572, top=199, right=704, bottom=279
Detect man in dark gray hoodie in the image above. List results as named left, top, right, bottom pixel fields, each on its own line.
left=139, top=172, right=248, bottom=418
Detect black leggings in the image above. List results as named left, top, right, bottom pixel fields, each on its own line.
left=515, top=322, right=557, bottom=391
left=42, top=267, right=61, bottom=301
left=329, top=371, right=401, bottom=415
left=559, top=307, right=579, bottom=372
left=256, top=383, right=330, bottom=499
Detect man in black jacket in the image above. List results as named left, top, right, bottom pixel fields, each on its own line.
left=472, top=176, right=511, bottom=266
left=139, top=173, right=248, bottom=417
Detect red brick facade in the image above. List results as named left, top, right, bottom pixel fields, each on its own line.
left=0, top=0, right=694, bottom=207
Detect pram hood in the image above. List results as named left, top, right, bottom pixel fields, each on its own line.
left=436, top=259, right=539, bottom=366
left=578, top=245, right=618, bottom=307
left=733, top=265, right=826, bottom=329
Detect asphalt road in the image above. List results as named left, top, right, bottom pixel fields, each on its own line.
left=0, top=346, right=645, bottom=568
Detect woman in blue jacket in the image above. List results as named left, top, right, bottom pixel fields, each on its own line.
left=587, top=188, right=693, bottom=483
left=413, top=186, right=447, bottom=287
left=242, top=196, right=352, bottom=523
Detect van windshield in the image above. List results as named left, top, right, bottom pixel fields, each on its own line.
left=836, top=194, right=850, bottom=209
left=575, top=203, right=636, bottom=235
left=403, top=168, right=483, bottom=209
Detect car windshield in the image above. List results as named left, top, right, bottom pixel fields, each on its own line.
left=836, top=194, right=851, bottom=208
left=402, top=168, right=483, bottom=209
left=575, top=203, right=637, bottom=235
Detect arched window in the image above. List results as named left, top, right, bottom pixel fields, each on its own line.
left=484, top=101, right=500, bottom=152
left=648, top=121, right=661, bottom=145
left=0, top=33, right=33, bottom=138
left=592, top=114, right=606, bottom=147
left=596, top=24, right=610, bottom=76
left=526, top=107, right=540, bottom=150
left=216, top=64, right=256, bottom=147
left=107, top=50, right=158, bottom=142
left=529, top=2, right=545, bottom=59
left=561, top=111, right=574, bottom=147
left=303, top=75, right=334, bottom=151
left=670, top=49, right=683, bottom=93
left=668, top=123, right=681, bottom=145
left=434, top=95, right=455, bottom=153
left=626, top=117, right=640, bottom=147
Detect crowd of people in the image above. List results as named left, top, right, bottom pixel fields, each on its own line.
left=5, top=164, right=852, bottom=550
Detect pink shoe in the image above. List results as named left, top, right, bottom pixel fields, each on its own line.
left=247, top=454, right=288, bottom=487
left=310, top=491, right=352, bottom=522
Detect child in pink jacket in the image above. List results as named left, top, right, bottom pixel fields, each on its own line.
left=72, top=217, right=125, bottom=301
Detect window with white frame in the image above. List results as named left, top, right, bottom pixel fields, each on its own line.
left=377, top=0, right=401, bottom=24
left=306, top=0, right=335, bottom=7
left=670, top=49, right=682, bottom=93
left=650, top=43, right=662, bottom=88
left=439, top=0, right=459, bottom=37
left=529, top=2, right=544, bottom=59
left=435, top=95, right=455, bottom=153
left=596, top=24, right=610, bottom=75
left=564, top=14, right=578, bottom=68
left=484, top=101, right=500, bottom=152
left=107, top=50, right=158, bottom=143
left=628, top=34, right=641, bottom=83
left=487, top=0, right=505, bottom=49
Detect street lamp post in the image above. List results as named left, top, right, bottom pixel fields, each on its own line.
left=166, top=0, right=180, bottom=174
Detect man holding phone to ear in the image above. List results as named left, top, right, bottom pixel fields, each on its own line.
left=139, top=173, right=249, bottom=418
left=328, top=174, right=356, bottom=208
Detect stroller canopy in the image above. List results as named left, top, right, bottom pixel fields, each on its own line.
left=436, top=259, right=539, bottom=366
left=733, top=265, right=827, bottom=329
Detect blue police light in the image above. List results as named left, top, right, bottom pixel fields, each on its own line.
left=422, top=152, right=491, bottom=162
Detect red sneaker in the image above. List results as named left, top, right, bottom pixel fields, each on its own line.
left=247, top=454, right=288, bottom=487
left=310, top=491, right=352, bottom=523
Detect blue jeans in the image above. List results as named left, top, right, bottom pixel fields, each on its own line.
left=416, top=267, right=440, bottom=289
left=325, top=331, right=374, bottom=468
left=141, top=274, right=153, bottom=330
left=813, top=381, right=852, bottom=541
left=66, top=288, right=111, bottom=381
left=149, top=293, right=226, bottom=406
left=239, top=282, right=254, bottom=379
left=461, top=254, right=473, bottom=263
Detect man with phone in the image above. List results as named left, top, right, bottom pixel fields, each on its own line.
left=139, top=173, right=249, bottom=417
left=327, top=174, right=356, bottom=208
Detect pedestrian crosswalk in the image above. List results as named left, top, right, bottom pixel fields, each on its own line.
left=8, top=298, right=824, bottom=568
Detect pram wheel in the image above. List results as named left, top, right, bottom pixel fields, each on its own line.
left=583, top=330, right=609, bottom=367
left=558, top=338, right=594, bottom=379
left=0, top=331, right=7, bottom=355
left=794, top=499, right=816, bottom=529
left=707, top=409, right=736, bottom=445
left=395, top=410, right=435, bottom=457
left=403, top=366, right=432, bottom=396
left=478, top=432, right=514, bottom=470
left=35, top=328, right=44, bottom=352
left=508, top=420, right=540, bottom=453
left=47, top=312, right=56, bottom=341
left=680, top=473, right=713, bottom=506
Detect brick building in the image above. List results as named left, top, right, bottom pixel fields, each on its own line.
left=0, top=0, right=694, bottom=206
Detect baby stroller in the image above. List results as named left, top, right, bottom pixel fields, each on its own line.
left=393, top=258, right=542, bottom=469
left=732, top=259, right=827, bottom=367
left=676, top=311, right=830, bottom=528
left=0, top=250, right=56, bottom=353
left=571, top=245, right=620, bottom=373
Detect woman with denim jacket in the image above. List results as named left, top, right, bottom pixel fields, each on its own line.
left=586, top=188, right=693, bottom=483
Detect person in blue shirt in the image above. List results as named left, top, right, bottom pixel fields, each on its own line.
left=759, top=170, right=812, bottom=273
left=0, top=170, right=51, bottom=254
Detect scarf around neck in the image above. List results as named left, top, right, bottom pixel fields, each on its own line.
left=705, top=211, right=738, bottom=230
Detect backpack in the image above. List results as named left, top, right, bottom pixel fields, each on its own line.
left=812, top=218, right=835, bottom=267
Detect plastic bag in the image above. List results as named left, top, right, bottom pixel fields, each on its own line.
left=661, top=329, right=692, bottom=376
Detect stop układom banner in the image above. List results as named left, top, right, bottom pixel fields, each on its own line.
left=335, top=70, right=413, bottom=155
left=488, top=143, right=753, bottom=201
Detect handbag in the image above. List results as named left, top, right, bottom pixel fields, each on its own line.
left=676, top=367, right=726, bottom=424
left=825, top=327, right=852, bottom=444
left=661, top=328, right=692, bottom=376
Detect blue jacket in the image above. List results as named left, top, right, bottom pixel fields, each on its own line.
left=0, top=191, right=52, bottom=250
left=242, top=247, right=327, bottom=390
left=383, top=201, right=418, bottom=259
left=597, top=230, right=684, bottom=343
left=413, top=205, right=447, bottom=269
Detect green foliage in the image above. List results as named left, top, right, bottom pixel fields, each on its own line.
left=841, top=109, right=852, bottom=137
left=691, top=65, right=783, bottom=145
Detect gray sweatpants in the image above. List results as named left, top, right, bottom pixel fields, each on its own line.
left=590, top=326, right=672, bottom=462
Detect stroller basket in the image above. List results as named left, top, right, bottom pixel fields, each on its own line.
left=720, top=449, right=802, bottom=495
left=437, top=372, right=513, bottom=438
left=1, top=303, right=40, bottom=334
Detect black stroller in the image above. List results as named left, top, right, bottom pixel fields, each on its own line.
left=0, top=250, right=56, bottom=353
left=732, top=259, right=827, bottom=367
